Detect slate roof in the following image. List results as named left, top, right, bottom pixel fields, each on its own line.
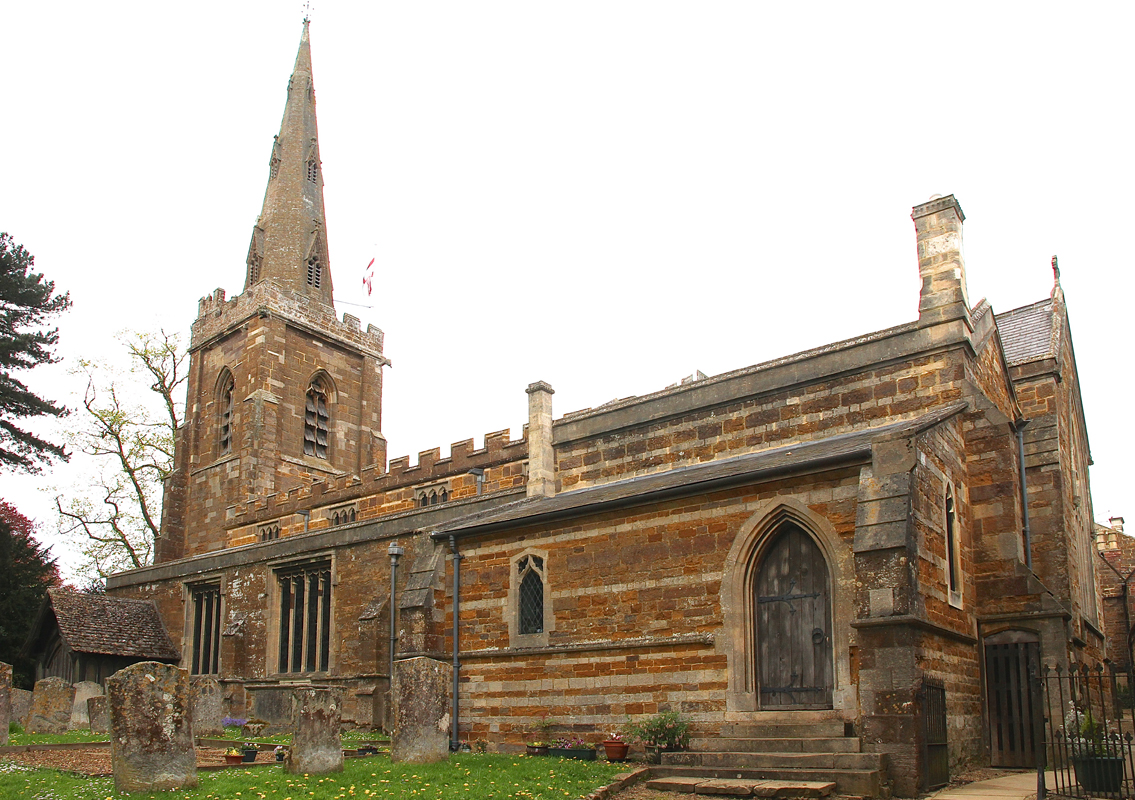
left=431, top=401, right=968, bottom=539
left=43, top=589, right=180, bottom=660
left=996, top=298, right=1056, bottom=366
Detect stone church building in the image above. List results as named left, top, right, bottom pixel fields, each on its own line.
left=107, top=23, right=1103, bottom=796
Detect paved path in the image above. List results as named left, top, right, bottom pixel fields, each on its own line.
left=928, top=771, right=1042, bottom=799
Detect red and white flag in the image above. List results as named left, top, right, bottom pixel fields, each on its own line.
left=362, top=258, right=374, bottom=296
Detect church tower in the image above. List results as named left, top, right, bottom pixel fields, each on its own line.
left=158, top=22, right=388, bottom=561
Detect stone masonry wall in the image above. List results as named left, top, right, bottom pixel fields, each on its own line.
left=443, top=469, right=861, bottom=747
left=555, top=354, right=964, bottom=493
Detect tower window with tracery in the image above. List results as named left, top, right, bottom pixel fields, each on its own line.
left=307, top=159, right=319, bottom=183
left=304, top=378, right=329, bottom=459
left=306, top=256, right=322, bottom=289
left=219, top=373, right=235, bottom=454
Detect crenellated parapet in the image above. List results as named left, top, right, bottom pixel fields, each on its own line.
left=225, top=427, right=528, bottom=532
left=193, top=280, right=385, bottom=359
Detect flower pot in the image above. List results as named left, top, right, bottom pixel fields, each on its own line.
left=1073, top=754, right=1125, bottom=793
left=224, top=754, right=244, bottom=765
left=603, top=741, right=629, bottom=762
left=242, top=748, right=258, bottom=763
left=526, top=744, right=549, bottom=756
left=357, top=745, right=378, bottom=756
left=275, top=751, right=286, bottom=762
left=548, top=747, right=597, bottom=761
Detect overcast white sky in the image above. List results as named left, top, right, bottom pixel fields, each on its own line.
left=3, top=2, right=1133, bottom=579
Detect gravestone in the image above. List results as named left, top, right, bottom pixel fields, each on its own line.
left=107, top=661, right=197, bottom=793
left=88, top=695, right=110, bottom=734
left=391, top=657, right=452, bottom=763
left=0, top=662, right=11, bottom=745
left=190, top=676, right=224, bottom=736
left=11, top=688, right=31, bottom=727
left=26, top=677, right=75, bottom=734
left=285, top=687, right=343, bottom=774
left=70, top=681, right=104, bottom=729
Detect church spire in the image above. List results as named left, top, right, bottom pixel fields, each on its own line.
left=245, top=20, right=334, bottom=305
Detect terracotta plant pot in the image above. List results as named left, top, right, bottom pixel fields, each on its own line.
left=224, top=754, right=244, bottom=765
left=603, top=741, right=629, bottom=762
left=526, top=744, right=549, bottom=756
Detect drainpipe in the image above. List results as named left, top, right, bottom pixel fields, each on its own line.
left=387, top=541, right=403, bottom=702
left=449, top=534, right=463, bottom=751
left=300, top=510, right=311, bottom=533
left=1014, top=421, right=1033, bottom=571
left=467, top=468, right=485, bottom=496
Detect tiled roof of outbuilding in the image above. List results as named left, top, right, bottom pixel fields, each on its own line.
left=996, top=298, right=1057, bottom=366
left=45, top=589, right=180, bottom=660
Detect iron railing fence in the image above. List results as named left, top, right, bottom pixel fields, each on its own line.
left=1038, top=663, right=1135, bottom=798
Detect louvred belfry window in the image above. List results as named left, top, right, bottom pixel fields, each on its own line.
left=277, top=563, right=332, bottom=673
left=304, top=379, right=329, bottom=459
left=517, top=555, right=545, bottom=635
left=219, top=374, right=234, bottom=453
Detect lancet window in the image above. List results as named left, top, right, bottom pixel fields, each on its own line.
left=304, top=378, right=330, bottom=459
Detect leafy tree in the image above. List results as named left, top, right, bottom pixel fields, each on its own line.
left=0, top=500, right=62, bottom=688
left=56, top=330, right=186, bottom=578
left=0, top=233, right=71, bottom=472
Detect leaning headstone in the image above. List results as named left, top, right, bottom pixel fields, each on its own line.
left=107, top=661, right=197, bottom=793
left=88, top=695, right=110, bottom=734
left=391, top=657, right=452, bottom=763
left=11, top=688, right=32, bottom=727
left=0, top=662, right=11, bottom=746
left=70, top=681, right=103, bottom=729
left=190, top=676, right=224, bottom=737
left=285, top=687, right=343, bottom=774
left=26, top=677, right=75, bottom=734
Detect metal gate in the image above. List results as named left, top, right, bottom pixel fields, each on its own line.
left=920, top=678, right=949, bottom=791
left=985, top=634, right=1041, bottom=767
left=1037, top=663, right=1135, bottom=799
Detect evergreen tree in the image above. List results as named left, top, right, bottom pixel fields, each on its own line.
left=0, top=500, right=61, bottom=688
left=0, top=232, right=71, bottom=472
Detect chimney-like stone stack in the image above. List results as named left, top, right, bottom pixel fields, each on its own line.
left=912, top=194, right=972, bottom=330
left=526, top=381, right=555, bottom=498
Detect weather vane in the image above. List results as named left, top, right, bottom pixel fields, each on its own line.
left=303, top=0, right=313, bottom=22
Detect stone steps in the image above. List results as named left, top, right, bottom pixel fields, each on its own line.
left=652, top=765, right=888, bottom=798
left=690, top=737, right=861, bottom=754
left=646, top=775, right=836, bottom=797
left=668, top=750, right=883, bottom=771
left=658, top=720, right=890, bottom=798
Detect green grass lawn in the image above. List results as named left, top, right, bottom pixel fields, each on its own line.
left=0, top=752, right=627, bottom=800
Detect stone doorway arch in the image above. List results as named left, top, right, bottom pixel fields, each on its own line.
left=721, top=497, right=854, bottom=714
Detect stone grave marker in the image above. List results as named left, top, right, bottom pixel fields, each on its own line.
left=190, top=676, right=224, bottom=737
left=88, top=695, right=110, bottom=734
left=285, top=687, right=343, bottom=774
left=391, top=657, right=452, bottom=763
left=11, top=688, right=31, bottom=727
left=70, top=681, right=103, bottom=729
left=0, top=662, right=11, bottom=746
left=26, top=677, right=75, bottom=734
left=107, top=661, right=197, bottom=793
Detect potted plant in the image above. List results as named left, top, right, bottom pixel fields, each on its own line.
left=274, top=745, right=287, bottom=762
left=1071, top=708, right=1125, bottom=793
left=224, top=747, right=244, bottom=766
left=625, top=711, right=691, bottom=764
left=602, top=732, right=629, bottom=762
left=527, top=714, right=557, bottom=755
left=357, top=743, right=379, bottom=756
left=548, top=737, right=596, bottom=761
left=241, top=742, right=259, bottom=762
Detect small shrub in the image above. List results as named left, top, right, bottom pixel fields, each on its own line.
left=623, top=711, right=691, bottom=751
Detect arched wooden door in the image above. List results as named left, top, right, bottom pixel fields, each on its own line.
left=756, top=523, right=833, bottom=709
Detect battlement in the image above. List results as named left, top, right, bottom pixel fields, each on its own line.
left=193, top=280, right=385, bottom=357
left=226, top=426, right=528, bottom=528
